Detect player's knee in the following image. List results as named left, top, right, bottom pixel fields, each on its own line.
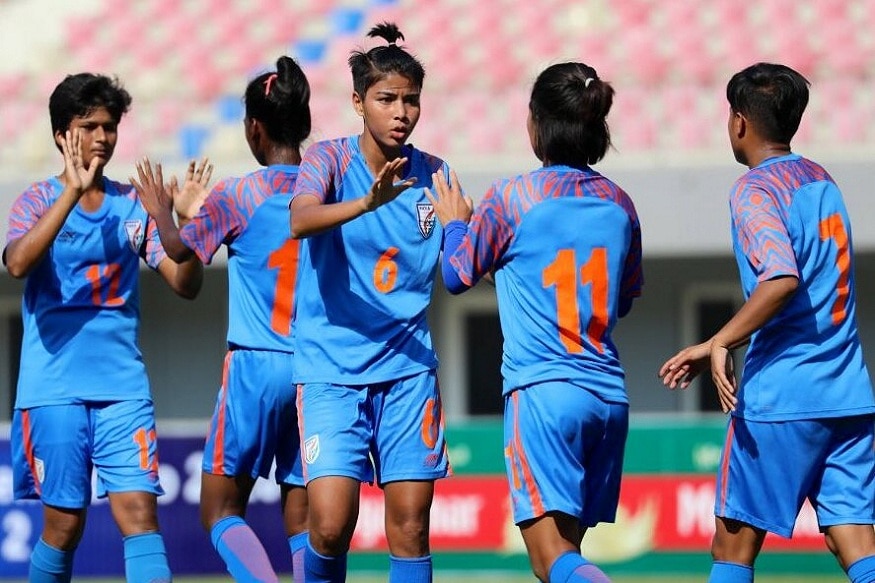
left=309, top=520, right=354, bottom=556
left=385, top=515, right=429, bottom=556
left=528, top=557, right=551, bottom=583
left=109, top=493, right=160, bottom=536
left=42, top=512, right=86, bottom=551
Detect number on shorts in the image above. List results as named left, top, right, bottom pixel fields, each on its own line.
left=133, top=427, right=159, bottom=473
left=420, top=397, right=440, bottom=449
left=819, top=213, right=850, bottom=326
left=542, top=247, right=609, bottom=354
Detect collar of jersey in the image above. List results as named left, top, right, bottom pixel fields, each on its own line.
left=755, top=153, right=800, bottom=169
left=50, top=176, right=114, bottom=221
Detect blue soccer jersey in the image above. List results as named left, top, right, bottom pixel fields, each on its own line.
left=291, top=137, right=446, bottom=384
left=5, top=177, right=166, bottom=408
left=448, top=165, right=643, bottom=401
left=729, top=154, right=875, bottom=420
left=180, top=165, right=299, bottom=351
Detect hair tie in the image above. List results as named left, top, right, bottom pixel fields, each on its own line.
left=584, top=77, right=595, bottom=88
left=263, top=73, right=278, bottom=96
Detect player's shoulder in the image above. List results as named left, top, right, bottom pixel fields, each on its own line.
left=307, top=136, right=353, bottom=159
left=106, top=178, right=136, bottom=200
left=20, top=177, right=59, bottom=200
left=407, top=145, right=447, bottom=174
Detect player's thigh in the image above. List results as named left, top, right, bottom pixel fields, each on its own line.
left=12, top=405, right=93, bottom=509
left=91, top=400, right=163, bottom=498
left=504, top=382, right=628, bottom=527
left=203, top=350, right=299, bottom=483
left=715, top=417, right=831, bottom=537
left=371, top=370, right=450, bottom=485
left=299, top=382, right=373, bottom=483
left=813, top=414, right=875, bottom=530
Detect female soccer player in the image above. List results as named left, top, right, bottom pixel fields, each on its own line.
left=659, top=63, right=875, bottom=583
left=133, top=56, right=313, bottom=583
left=290, top=22, right=451, bottom=583
left=3, top=73, right=203, bottom=583
left=426, top=62, right=643, bottom=583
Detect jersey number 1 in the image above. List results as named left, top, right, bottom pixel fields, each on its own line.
left=267, top=239, right=299, bottom=336
left=542, top=248, right=609, bottom=354
left=819, top=213, right=850, bottom=326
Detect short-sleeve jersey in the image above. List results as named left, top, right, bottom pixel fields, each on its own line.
left=180, top=165, right=299, bottom=352
left=291, top=137, right=447, bottom=384
left=449, top=165, right=643, bottom=401
left=5, top=177, right=166, bottom=408
left=729, top=154, right=875, bottom=420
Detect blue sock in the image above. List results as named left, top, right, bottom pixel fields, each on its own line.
left=304, top=538, right=347, bottom=583
left=210, top=515, right=278, bottom=583
left=29, top=538, right=74, bottom=583
left=389, top=554, right=432, bottom=583
left=709, top=560, right=753, bottom=583
left=123, top=532, right=172, bottom=583
left=848, top=555, right=875, bottom=583
left=549, top=551, right=610, bottom=582
left=288, top=531, right=308, bottom=583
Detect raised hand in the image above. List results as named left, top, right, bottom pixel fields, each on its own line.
left=60, top=129, right=99, bottom=194
left=424, top=169, right=473, bottom=226
left=130, top=157, right=172, bottom=220
left=361, top=157, right=417, bottom=212
left=171, top=158, right=213, bottom=221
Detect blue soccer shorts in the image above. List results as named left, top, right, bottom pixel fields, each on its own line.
left=715, top=414, right=875, bottom=537
left=12, top=400, right=163, bottom=508
left=202, top=349, right=302, bottom=486
left=504, top=381, right=629, bottom=527
left=298, top=369, right=450, bottom=486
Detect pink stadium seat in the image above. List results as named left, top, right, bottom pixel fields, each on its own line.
left=4, top=0, right=875, bottom=170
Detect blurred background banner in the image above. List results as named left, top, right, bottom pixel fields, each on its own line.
left=0, top=422, right=838, bottom=577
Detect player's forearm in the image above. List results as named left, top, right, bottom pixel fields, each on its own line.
left=153, top=208, right=194, bottom=264
left=167, top=257, right=203, bottom=300
left=711, top=276, right=799, bottom=350
left=290, top=197, right=370, bottom=238
left=4, top=185, right=82, bottom=277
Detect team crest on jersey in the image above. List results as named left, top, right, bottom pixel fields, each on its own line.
left=34, top=457, right=45, bottom=484
left=416, top=203, right=436, bottom=239
left=124, top=220, right=145, bottom=252
left=304, top=435, right=320, bottom=464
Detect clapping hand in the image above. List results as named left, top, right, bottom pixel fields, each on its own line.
left=171, top=158, right=213, bottom=221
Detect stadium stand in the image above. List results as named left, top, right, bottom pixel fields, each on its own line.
left=0, top=0, right=873, bottom=173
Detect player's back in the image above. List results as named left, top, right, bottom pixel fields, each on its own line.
left=492, top=166, right=641, bottom=401
left=183, top=166, right=299, bottom=352
left=731, top=154, right=875, bottom=420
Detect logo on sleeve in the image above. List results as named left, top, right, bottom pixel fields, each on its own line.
left=416, top=203, right=435, bottom=239
left=124, top=220, right=144, bottom=252
left=57, top=230, right=78, bottom=243
left=304, top=435, right=320, bottom=464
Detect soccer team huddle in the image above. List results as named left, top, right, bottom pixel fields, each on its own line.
left=4, top=19, right=875, bottom=583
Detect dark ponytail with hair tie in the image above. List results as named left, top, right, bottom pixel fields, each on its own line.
left=245, top=56, right=311, bottom=148
left=529, top=62, right=615, bottom=166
